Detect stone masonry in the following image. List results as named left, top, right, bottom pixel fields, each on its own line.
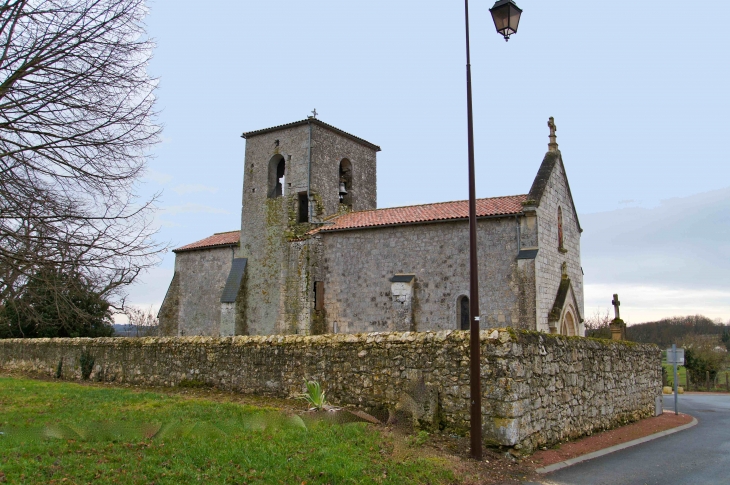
left=236, top=120, right=379, bottom=336
left=0, top=330, right=661, bottom=452
left=316, top=216, right=535, bottom=333
left=160, top=244, right=237, bottom=337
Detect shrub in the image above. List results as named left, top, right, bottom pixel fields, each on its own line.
left=0, top=269, right=114, bottom=339
left=79, top=350, right=94, bottom=380
left=682, top=334, right=728, bottom=383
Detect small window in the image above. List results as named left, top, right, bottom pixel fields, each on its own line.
left=457, top=295, right=470, bottom=330
left=314, top=281, right=324, bottom=311
left=558, top=206, right=564, bottom=250
left=298, top=192, right=309, bottom=223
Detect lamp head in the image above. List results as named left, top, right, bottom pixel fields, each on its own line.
left=490, top=0, right=522, bottom=41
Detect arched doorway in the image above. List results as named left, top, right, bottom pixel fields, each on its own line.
left=560, top=310, right=576, bottom=336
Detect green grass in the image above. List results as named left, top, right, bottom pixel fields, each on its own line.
left=662, top=363, right=730, bottom=391
left=662, top=363, right=688, bottom=387
left=0, top=377, right=455, bottom=484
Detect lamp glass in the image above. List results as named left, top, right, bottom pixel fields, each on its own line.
left=490, top=0, right=522, bottom=39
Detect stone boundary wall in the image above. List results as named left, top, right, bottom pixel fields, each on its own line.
left=0, top=330, right=661, bottom=451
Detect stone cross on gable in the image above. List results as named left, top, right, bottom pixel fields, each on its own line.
left=548, top=117, right=559, bottom=153
left=612, top=293, right=621, bottom=320
left=311, top=108, right=318, bottom=119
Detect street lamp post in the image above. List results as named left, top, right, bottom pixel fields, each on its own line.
left=464, top=0, right=522, bottom=461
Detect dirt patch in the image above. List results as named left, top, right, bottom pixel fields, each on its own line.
left=527, top=412, right=694, bottom=469
left=389, top=431, right=539, bottom=485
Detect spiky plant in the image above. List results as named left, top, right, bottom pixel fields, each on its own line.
left=298, top=380, right=327, bottom=411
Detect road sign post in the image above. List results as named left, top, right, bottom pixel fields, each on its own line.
left=666, top=345, right=684, bottom=415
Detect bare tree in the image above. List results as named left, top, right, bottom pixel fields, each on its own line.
left=123, top=305, right=158, bottom=337
left=0, top=0, right=163, bottom=333
left=584, top=308, right=613, bottom=340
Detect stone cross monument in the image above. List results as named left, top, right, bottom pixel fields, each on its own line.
left=548, top=117, right=559, bottom=153
left=610, top=293, right=626, bottom=340
left=612, top=294, right=621, bottom=320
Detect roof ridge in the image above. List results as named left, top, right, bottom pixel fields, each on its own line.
left=241, top=118, right=381, bottom=152
left=173, top=231, right=240, bottom=253
left=214, top=230, right=239, bottom=235
left=338, top=194, right=529, bottom=216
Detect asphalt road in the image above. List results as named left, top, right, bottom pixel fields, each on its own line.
left=532, top=393, right=730, bottom=485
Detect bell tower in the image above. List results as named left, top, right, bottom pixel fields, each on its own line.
left=236, top=117, right=380, bottom=335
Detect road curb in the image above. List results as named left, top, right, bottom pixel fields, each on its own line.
left=535, top=415, right=698, bottom=474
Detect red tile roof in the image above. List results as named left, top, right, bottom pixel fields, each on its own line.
left=175, top=196, right=527, bottom=250
left=173, top=230, right=240, bottom=253
left=314, top=195, right=528, bottom=234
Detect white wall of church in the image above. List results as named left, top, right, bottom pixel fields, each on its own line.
left=534, top=155, right=584, bottom=334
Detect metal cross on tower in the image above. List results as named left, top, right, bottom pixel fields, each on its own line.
left=311, top=108, right=318, bottom=119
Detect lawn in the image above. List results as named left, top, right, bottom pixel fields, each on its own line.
left=0, top=377, right=456, bottom=484
left=662, top=363, right=730, bottom=391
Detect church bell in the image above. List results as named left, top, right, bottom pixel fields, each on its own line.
left=339, top=182, right=347, bottom=195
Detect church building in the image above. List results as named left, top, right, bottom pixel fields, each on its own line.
left=158, top=117, right=584, bottom=337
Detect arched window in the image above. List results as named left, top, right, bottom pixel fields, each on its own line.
left=268, top=155, right=285, bottom=198
left=557, top=206, right=564, bottom=250
left=457, top=295, right=470, bottom=330
left=339, top=159, right=352, bottom=208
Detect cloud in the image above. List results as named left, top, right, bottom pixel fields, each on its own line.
left=580, top=187, right=730, bottom=321
left=160, top=204, right=229, bottom=216
left=172, top=184, right=219, bottom=195
left=585, top=283, right=730, bottom=325
left=156, top=219, right=182, bottom=228
left=143, top=169, right=173, bottom=185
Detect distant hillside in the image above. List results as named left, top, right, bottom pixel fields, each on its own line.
left=113, top=324, right=158, bottom=337
left=586, top=315, right=730, bottom=349
left=625, top=315, right=729, bottom=348
left=586, top=314, right=730, bottom=347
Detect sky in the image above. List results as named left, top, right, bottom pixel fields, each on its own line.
left=123, top=0, right=730, bottom=325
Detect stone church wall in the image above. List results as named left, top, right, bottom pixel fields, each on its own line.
left=0, top=330, right=661, bottom=452
left=174, top=246, right=235, bottom=336
left=320, top=216, right=535, bottom=333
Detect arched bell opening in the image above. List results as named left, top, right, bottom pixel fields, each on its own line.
left=268, top=155, right=286, bottom=198
left=339, top=159, right=353, bottom=209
